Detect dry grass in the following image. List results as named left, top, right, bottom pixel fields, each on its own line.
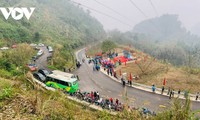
left=111, top=46, right=200, bottom=93
left=115, top=47, right=200, bottom=93
left=0, top=78, right=117, bottom=120
left=87, top=45, right=200, bottom=92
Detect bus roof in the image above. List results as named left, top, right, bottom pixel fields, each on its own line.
left=47, top=70, right=77, bottom=83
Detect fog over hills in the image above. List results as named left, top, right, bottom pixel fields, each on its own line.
left=74, top=0, right=200, bottom=37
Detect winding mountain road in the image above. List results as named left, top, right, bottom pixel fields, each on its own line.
left=36, top=47, right=200, bottom=112
left=74, top=49, right=200, bottom=112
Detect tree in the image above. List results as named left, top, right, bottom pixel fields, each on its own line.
left=50, top=44, right=74, bottom=70
left=4, top=44, right=35, bottom=67
left=34, top=32, right=40, bottom=42
left=101, top=40, right=116, bottom=53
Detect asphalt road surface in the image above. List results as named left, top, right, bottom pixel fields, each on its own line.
left=36, top=47, right=200, bottom=112
left=35, top=46, right=52, bottom=70
left=74, top=49, right=200, bottom=112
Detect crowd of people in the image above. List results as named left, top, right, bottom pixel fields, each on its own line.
left=65, top=89, right=155, bottom=116
left=152, top=85, right=199, bottom=100
left=85, top=54, right=200, bottom=102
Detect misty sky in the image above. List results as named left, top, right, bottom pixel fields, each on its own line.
left=73, top=0, right=200, bottom=34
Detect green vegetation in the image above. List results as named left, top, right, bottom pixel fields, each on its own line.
left=0, top=44, right=34, bottom=79
left=0, top=79, right=14, bottom=101
left=155, top=98, right=200, bottom=120
left=0, top=0, right=105, bottom=47
left=3, top=44, right=35, bottom=67
left=49, top=44, right=75, bottom=70
left=0, top=0, right=106, bottom=71
left=101, top=40, right=117, bottom=53
left=1, top=77, right=199, bottom=119
left=0, top=0, right=199, bottom=119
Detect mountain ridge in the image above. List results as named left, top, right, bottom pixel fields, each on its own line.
left=0, top=0, right=105, bottom=47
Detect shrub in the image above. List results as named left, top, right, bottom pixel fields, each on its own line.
left=0, top=80, right=13, bottom=101
left=0, top=69, right=12, bottom=79
left=154, top=97, right=200, bottom=120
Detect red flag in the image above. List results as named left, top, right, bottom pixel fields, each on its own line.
left=163, top=78, right=166, bottom=86
left=119, top=69, right=122, bottom=76
left=129, top=73, right=133, bottom=81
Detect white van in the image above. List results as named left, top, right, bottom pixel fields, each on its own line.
left=37, top=50, right=43, bottom=56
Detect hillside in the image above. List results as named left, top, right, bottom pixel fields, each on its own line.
left=86, top=44, right=200, bottom=93
left=108, top=14, right=200, bottom=67
left=0, top=78, right=117, bottom=120
left=115, top=46, right=200, bottom=93
left=0, top=0, right=105, bottom=47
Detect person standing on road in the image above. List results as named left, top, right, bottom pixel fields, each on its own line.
left=77, top=75, right=80, bottom=81
left=167, top=87, right=171, bottom=95
left=196, top=92, right=199, bottom=101
left=172, top=89, right=175, bottom=98
left=161, top=86, right=164, bottom=94
left=110, top=97, right=113, bottom=105
left=96, top=91, right=99, bottom=99
left=94, top=91, right=97, bottom=99
left=169, top=90, right=172, bottom=99
left=110, top=68, right=113, bottom=76
left=107, top=69, right=109, bottom=75
left=152, top=84, right=156, bottom=93
left=129, top=73, right=133, bottom=86
left=116, top=99, right=119, bottom=105
left=123, top=80, right=126, bottom=87
left=178, top=89, right=181, bottom=98
left=121, top=77, right=126, bottom=87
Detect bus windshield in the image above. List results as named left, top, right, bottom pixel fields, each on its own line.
left=72, top=80, right=78, bottom=85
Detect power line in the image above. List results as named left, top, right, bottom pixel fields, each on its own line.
left=69, top=0, right=133, bottom=28
left=148, top=0, right=158, bottom=16
left=128, top=0, right=148, bottom=18
left=91, top=0, right=131, bottom=22
left=128, top=0, right=160, bottom=32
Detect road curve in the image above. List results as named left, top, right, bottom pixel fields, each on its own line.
left=74, top=49, right=200, bottom=112
left=35, top=46, right=51, bottom=70
left=35, top=47, right=200, bottom=112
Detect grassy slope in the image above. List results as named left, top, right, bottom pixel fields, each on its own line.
left=0, top=78, right=114, bottom=120
left=0, top=78, right=155, bottom=120
left=0, top=0, right=105, bottom=47
left=86, top=44, right=200, bottom=93
left=115, top=46, right=200, bottom=93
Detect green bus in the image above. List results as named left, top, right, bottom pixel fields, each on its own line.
left=46, top=70, right=79, bottom=93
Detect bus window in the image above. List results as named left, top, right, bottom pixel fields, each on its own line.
left=68, top=83, right=72, bottom=87
left=60, top=81, right=68, bottom=86
left=54, top=79, right=59, bottom=84
left=46, top=77, right=53, bottom=82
